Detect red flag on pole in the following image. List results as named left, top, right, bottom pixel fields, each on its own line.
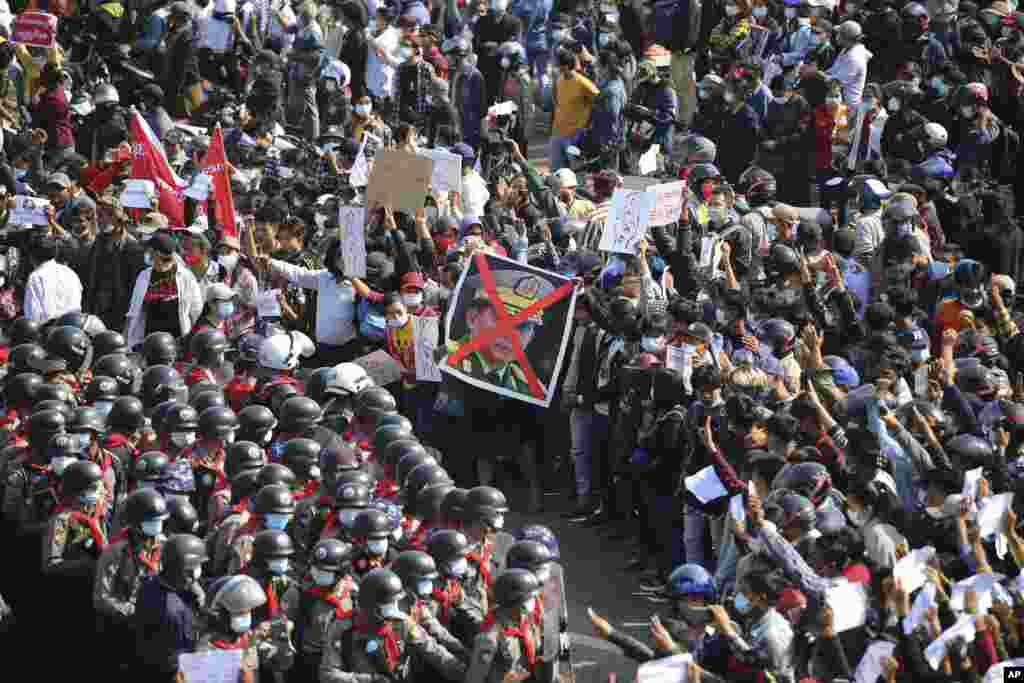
left=200, top=126, right=238, bottom=238
left=129, top=110, right=187, bottom=225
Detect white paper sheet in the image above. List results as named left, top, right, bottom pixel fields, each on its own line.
left=599, top=188, right=653, bottom=255
left=977, top=493, right=1014, bottom=540
left=905, top=581, right=937, bottom=636
left=10, top=195, right=50, bottom=225
left=638, top=144, right=660, bottom=176
left=730, top=494, right=746, bottom=526
left=950, top=572, right=1008, bottom=615
left=925, top=616, right=976, bottom=670
left=826, top=581, right=869, bottom=633
left=853, top=640, right=896, bottom=683
left=337, top=206, right=367, bottom=278
left=413, top=315, right=442, bottom=383
left=417, top=148, right=462, bottom=193
left=893, top=546, right=936, bottom=595
left=684, top=465, right=728, bottom=504
left=963, top=467, right=984, bottom=502
left=178, top=649, right=244, bottom=683
left=256, top=289, right=281, bottom=319
left=637, top=652, right=692, bottom=683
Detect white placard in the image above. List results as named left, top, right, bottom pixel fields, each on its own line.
left=826, top=581, right=868, bottom=633
left=637, top=652, right=692, bottom=683
left=11, top=195, right=50, bottom=225
left=950, top=572, right=1008, bottom=615
left=598, top=188, right=653, bottom=255
left=977, top=493, right=1014, bottom=540
left=256, top=289, right=281, bottom=319
left=963, top=467, right=984, bottom=502
left=853, top=640, right=896, bottom=683
left=413, top=315, right=442, bottom=383
left=684, top=465, right=728, bottom=504
left=417, top=148, right=462, bottom=193
left=119, top=179, right=157, bottom=209
left=893, top=546, right=936, bottom=595
left=730, top=493, right=746, bottom=526
left=178, top=649, right=244, bottom=683
left=925, top=616, right=976, bottom=670
left=338, top=206, right=367, bottom=279
left=638, top=144, right=659, bottom=176
left=647, top=181, right=687, bottom=227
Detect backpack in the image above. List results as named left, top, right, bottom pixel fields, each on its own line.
left=357, top=298, right=388, bottom=341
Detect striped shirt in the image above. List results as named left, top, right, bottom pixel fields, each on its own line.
left=580, top=200, right=612, bottom=252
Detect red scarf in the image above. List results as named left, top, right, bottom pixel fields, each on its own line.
left=69, top=510, right=107, bottom=550
left=407, top=523, right=432, bottom=550
left=306, top=578, right=355, bottom=620
left=320, top=510, right=342, bottom=539
left=481, top=613, right=537, bottom=667
left=137, top=541, right=162, bottom=573
left=376, top=479, right=399, bottom=499
left=265, top=581, right=280, bottom=617
left=230, top=497, right=251, bottom=515
left=432, top=578, right=463, bottom=624
left=467, top=541, right=494, bottom=589
left=294, top=480, right=320, bottom=501
left=531, top=594, right=544, bottom=629
left=104, top=432, right=137, bottom=460
left=212, top=633, right=251, bottom=650
left=355, top=621, right=402, bottom=672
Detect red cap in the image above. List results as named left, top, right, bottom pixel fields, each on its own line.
left=842, top=563, right=872, bottom=585
left=776, top=588, right=806, bottom=612
left=358, top=440, right=370, bottom=451
left=401, top=271, right=425, bottom=291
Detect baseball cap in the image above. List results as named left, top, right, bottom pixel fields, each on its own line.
left=139, top=212, right=170, bottom=234
left=148, top=232, right=178, bottom=256
left=401, top=272, right=425, bottom=291
left=44, top=172, right=72, bottom=190
left=554, top=168, right=578, bottom=189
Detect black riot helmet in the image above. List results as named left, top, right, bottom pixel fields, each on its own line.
left=225, top=441, right=266, bottom=479
left=376, top=414, right=414, bottom=434
left=133, top=450, right=170, bottom=484
left=93, top=353, right=141, bottom=395
left=354, top=508, right=393, bottom=539
left=374, top=423, right=415, bottom=456
left=404, top=463, right=452, bottom=503
left=269, top=383, right=301, bottom=416
left=36, top=382, right=75, bottom=405
left=506, top=540, right=554, bottom=577
left=492, top=568, right=541, bottom=608
left=767, top=243, right=801, bottom=280
left=392, top=550, right=439, bottom=589
left=311, top=538, right=353, bottom=571
left=70, top=406, right=106, bottom=434
left=441, top=488, right=470, bottom=527
left=161, top=534, right=208, bottom=590
left=162, top=403, right=200, bottom=434
left=427, top=529, right=469, bottom=574
left=8, top=317, right=41, bottom=346
left=413, top=483, right=454, bottom=523
left=4, top=371, right=43, bottom=406
left=142, top=332, right=179, bottom=367
left=389, top=440, right=430, bottom=478
left=61, top=459, right=103, bottom=498
left=85, top=375, right=120, bottom=404
left=281, top=438, right=322, bottom=479
left=278, top=396, right=323, bottom=433
left=191, top=388, right=227, bottom=414
left=254, top=483, right=296, bottom=514
left=28, top=408, right=66, bottom=447
left=258, top=463, right=298, bottom=490
left=92, top=331, right=129, bottom=359
left=166, top=498, right=200, bottom=535
left=141, top=365, right=187, bottom=411
left=108, top=396, right=146, bottom=432
left=198, top=406, right=239, bottom=441
left=737, top=166, right=777, bottom=206
left=357, top=568, right=405, bottom=611
left=35, top=399, right=73, bottom=425
left=189, top=328, right=229, bottom=367
left=252, top=529, right=296, bottom=561
left=354, top=386, right=397, bottom=427
left=335, top=481, right=373, bottom=509
left=238, top=405, right=278, bottom=444
left=121, top=488, right=170, bottom=528
left=465, top=486, right=509, bottom=527
left=45, top=325, right=93, bottom=372
left=9, top=343, right=47, bottom=376
left=231, top=469, right=263, bottom=503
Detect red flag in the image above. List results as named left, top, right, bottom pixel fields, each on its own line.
left=200, top=126, right=237, bottom=238
left=130, top=110, right=186, bottom=225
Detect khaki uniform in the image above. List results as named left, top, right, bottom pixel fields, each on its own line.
left=4, top=460, right=59, bottom=534
left=453, top=345, right=540, bottom=398
left=43, top=508, right=107, bottom=573
left=407, top=597, right=470, bottom=661
left=464, top=611, right=542, bottom=683
left=319, top=614, right=466, bottom=683
left=463, top=539, right=497, bottom=619
left=298, top=576, right=358, bottom=655
left=92, top=535, right=164, bottom=620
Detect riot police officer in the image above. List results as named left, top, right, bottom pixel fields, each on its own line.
left=246, top=529, right=301, bottom=634
left=187, top=328, right=230, bottom=387
left=351, top=508, right=397, bottom=577
left=393, top=550, right=469, bottom=661
left=182, top=405, right=239, bottom=528
left=426, top=528, right=484, bottom=635
left=272, top=395, right=345, bottom=456
left=463, top=486, right=508, bottom=616
left=296, top=538, right=357, bottom=680
left=225, top=484, right=297, bottom=575
left=465, top=569, right=543, bottom=683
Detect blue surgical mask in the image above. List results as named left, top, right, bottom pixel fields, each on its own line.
left=93, top=400, right=114, bottom=419
left=339, top=509, right=360, bottom=527
left=753, top=6, right=768, bottom=16
left=417, top=578, right=434, bottom=596
left=734, top=592, right=753, bottom=614
left=379, top=601, right=402, bottom=619
left=598, top=33, right=612, bottom=46
left=144, top=252, right=153, bottom=266
left=215, top=301, right=235, bottom=319
left=641, top=336, right=664, bottom=353
left=15, top=168, right=28, bottom=180
left=142, top=519, right=164, bottom=536
left=265, top=513, right=292, bottom=530
left=230, top=612, right=252, bottom=633
left=267, top=558, right=290, bottom=575
left=355, top=103, right=371, bottom=115
left=312, top=567, right=336, bottom=586
left=367, top=539, right=388, bottom=555
left=447, top=557, right=468, bottom=577
left=81, top=489, right=102, bottom=505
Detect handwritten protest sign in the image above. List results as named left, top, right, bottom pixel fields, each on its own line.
left=13, top=12, right=58, bottom=48
left=178, top=650, right=243, bottom=683
left=417, top=148, right=462, bottom=193
left=366, top=150, right=432, bottom=214
left=647, top=181, right=687, bottom=227
left=413, top=315, right=442, bottom=382
left=11, top=196, right=51, bottom=226
left=338, top=206, right=367, bottom=278
left=353, top=349, right=404, bottom=387
left=599, top=188, right=653, bottom=255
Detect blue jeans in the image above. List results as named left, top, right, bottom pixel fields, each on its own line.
left=569, top=408, right=595, bottom=500
left=548, top=130, right=582, bottom=172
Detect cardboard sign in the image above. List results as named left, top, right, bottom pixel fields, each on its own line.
left=366, top=150, right=432, bottom=215
left=337, top=206, right=367, bottom=278
left=13, top=12, right=58, bottom=48
left=599, top=188, right=653, bottom=255
left=647, top=181, right=687, bottom=227
left=417, top=148, right=462, bottom=193
left=11, top=195, right=50, bottom=226
left=353, top=349, right=404, bottom=387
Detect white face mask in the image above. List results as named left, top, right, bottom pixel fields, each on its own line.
left=142, top=519, right=164, bottom=536
left=219, top=253, right=239, bottom=271
left=230, top=612, right=252, bottom=633
left=501, top=57, right=511, bottom=69
left=312, top=567, right=336, bottom=586
left=724, top=4, right=739, bottom=15
left=379, top=601, right=402, bottom=619
left=447, top=557, right=469, bottom=577
left=402, top=293, right=423, bottom=308
left=417, top=578, right=434, bottom=596
left=888, top=97, right=900, bottom=111
left=171, top=432, right=196, bottom=448
left=267, top=558, right=290, bottom=574
left=387, top=315, right=409, bottom=329
left=367, top=539, right=389, bottom=555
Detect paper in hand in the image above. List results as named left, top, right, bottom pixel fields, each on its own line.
left=684, top=466, right=728, bottom=505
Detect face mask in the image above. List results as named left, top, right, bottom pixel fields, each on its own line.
left=402, top=293, right=423, bottom=308
left=598, top=32, right=612, bottom=46
left=81, top=489, right=102, bottom=505
left=489, top=514, right=505, bottom=530
left=142, top=519, right=164, bottom=536
left=215, top=302, right=235, bottom=319
left=339, top=509, right=360, bottom=527
left=961, top=106, right=976, bottom=119
left=848, top=506, right=872, bottom=527
left=641, top=336, right=665, bottom=353
left=678, top=603, right=713, bottom=627
left=51, top=456, right=76, bottom=475
left=523, top=597, right=538, bottom=613
left=367, top=539, right=389, bottom=555
left=93, top=400, right=114, bottom=420
left=708, top=206, right=729, bottom=226
left=219, top=253, right=239, bottom=271
left=888, top=97, right=900, bottom=112
left=387, top=315, right=409, bottom=329
left=417, top=578, right=434, bottom=596
left=15, top=168, right=28, bottom=180
left=534, top=565, right=552, bottom=584
left=144, top=252, right=153, bottom=267
left=267, top=558, right=290, bottom=575
left=895, top=220, right=914, bottom=237
left=264, top=513, right=291, bottom=530
left=380, top=601, right=402, bottom=619
left=312, top=567, right=336, bottom=586
left=753, top=6, right=768, bottom=16
left=501, top=57, right=511, bottom=69
left=734, top=592, right=753, bottom=614
left=355, top=103, right=372, bottom=115
left=230, top=612, right=252, bottom=633
left=447, top=558, right=469, bottom=577
left=784, top=7, right=796, bottom=17
left=171, top=432, right=196, bottom=448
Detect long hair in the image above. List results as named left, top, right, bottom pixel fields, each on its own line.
left=323, top=236, right=345, bottom=279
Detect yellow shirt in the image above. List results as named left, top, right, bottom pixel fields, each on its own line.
left=551, top=71, right=600, bottom=138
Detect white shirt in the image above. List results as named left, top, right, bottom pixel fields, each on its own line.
left=853, top=209, right=885, bottom=263
left=123, top=265, right=205, bottom=348
left=461, top=171, right=491, bottom=216
left=270, top=259, right=357, bottom=346
left=366, top=26, right=401, bottom=99
left=24, top=259, right=83, bottom=324
left=826, top=43, right=872, bottom=108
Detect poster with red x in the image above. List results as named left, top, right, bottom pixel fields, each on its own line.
left=440, top=252, right=578, bottom=407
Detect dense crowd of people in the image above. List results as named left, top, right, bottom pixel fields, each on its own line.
left=0, top=0, right=1023, bottom=680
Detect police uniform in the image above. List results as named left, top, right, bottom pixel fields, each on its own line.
left=44, top=506, right=108, bottom=573
left=413, top=590, right=473, bottom=659
left=207, top=509, right=253, bottom=577
left=182, top=441, right=229, bottom=528
left=449, top=271, right=554, bottom=399
left=464, top=610, right=542, bottom=683
left=319, top=613, right=466, bottom=683
left=463, top=538, right=497, bottom=620
left=295, top=575, right=357, bottom=679
left=248, top=572, right=301, bottom=628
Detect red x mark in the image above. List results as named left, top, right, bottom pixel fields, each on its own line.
left=446, top=253, right=574, bottom=400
